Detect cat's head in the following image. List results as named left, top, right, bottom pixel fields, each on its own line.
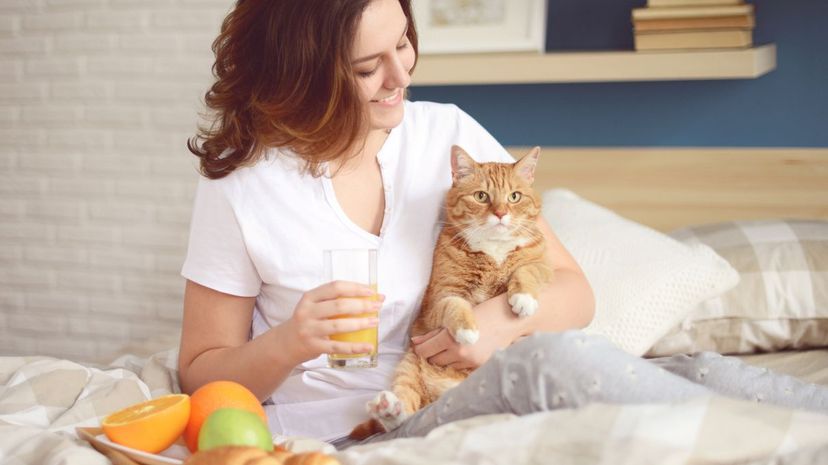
left=446, top=145, right=542, bottom=241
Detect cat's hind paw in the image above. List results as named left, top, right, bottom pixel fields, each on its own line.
left=508, top=293, right=538, bottom=318
left=453, top=328, right=480, bottom=345
left=366, top=390, right=407, bottom=432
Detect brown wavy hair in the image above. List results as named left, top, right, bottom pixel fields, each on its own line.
left=188, top=0, right=418, bottom=179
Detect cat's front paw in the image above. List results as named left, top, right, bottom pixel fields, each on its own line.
left=508, top=293, right=538, bottom=318
left=366, top=390, right=407, bottom=432
left=453, top=328, right=480, bottom=345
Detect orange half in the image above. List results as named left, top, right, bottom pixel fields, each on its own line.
left=102, top=393, right=191, bottom=454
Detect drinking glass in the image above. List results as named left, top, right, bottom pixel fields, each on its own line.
left=323, top=249, right=378, bottom=369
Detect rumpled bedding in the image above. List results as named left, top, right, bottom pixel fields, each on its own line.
left=2, top=350, right=828, bottom=465
left=0, top=351, right=178, bottom=465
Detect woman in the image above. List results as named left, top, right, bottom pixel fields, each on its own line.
left=179, top=0, right=827, bottom=447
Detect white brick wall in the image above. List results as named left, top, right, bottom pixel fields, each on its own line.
left=1, top=0, right=233, bottom=363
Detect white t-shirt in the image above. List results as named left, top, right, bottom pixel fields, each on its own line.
left=181, top=100, right=513, bottom=441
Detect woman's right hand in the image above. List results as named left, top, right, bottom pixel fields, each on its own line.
left=279, top=281, right=382, bottom=365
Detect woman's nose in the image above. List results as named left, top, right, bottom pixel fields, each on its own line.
left=384, top=54, right=411, bottom=89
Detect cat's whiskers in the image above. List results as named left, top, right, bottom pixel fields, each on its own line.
left=433, top=222, right=484, bottom=254
left=455, top=222, right=487, bottom=246
left=510, top=221, right=544, bottom=242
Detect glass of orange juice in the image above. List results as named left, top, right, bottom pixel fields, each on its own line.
left=323, top=248, right=378, bottom=369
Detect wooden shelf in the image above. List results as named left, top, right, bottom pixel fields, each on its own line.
left=411, top=44, right=776, bottom=85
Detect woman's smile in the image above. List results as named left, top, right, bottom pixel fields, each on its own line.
left=370, top=88, right=403, bottom=106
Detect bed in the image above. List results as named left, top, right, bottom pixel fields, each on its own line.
left=1, top=147, right=827, bottom=465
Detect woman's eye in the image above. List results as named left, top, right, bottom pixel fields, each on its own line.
left=358, top=40, right=407, bottom=78
left=474, top=191, right=489, bottom=202
left=508, top=192, right=522, bottom=203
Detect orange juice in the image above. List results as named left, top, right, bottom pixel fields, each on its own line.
left=328, top=287, right=378, bottom=364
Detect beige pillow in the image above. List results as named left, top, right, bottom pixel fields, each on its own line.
left=647, top=219, right=828, bottom=356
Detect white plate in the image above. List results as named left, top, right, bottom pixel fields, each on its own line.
left=93, top=434, right=189, bottom=465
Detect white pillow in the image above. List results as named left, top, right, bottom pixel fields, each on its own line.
left=541, top=189, right=739, bottom=356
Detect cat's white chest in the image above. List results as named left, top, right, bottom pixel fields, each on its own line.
left=462, top=233, right=530, bottom=266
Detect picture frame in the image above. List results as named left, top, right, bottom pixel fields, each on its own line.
left=412, top=0, right=548, bottom=54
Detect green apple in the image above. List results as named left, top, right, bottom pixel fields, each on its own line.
left=197, top=408, right=273, bottom=452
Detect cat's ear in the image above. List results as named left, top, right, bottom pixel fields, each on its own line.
left=514, top=146, right=540, bottom=184
left=450, top=145, right=476, bottom=183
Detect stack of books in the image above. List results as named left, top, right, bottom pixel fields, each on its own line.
left=632, top=0, right=755, bottom=51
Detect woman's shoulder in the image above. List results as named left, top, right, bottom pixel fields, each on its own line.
left=404, top=100, right=464, bottom=120
left=403, top=100, right=512, bottom=164
left=402, top=100, right=474, bottom=139
left=194, top=147, right=302, bottom=198
left=226, top=147, right=303, bottom=178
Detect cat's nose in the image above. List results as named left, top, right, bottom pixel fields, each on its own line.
left=494, top=209, right=507, bottom=219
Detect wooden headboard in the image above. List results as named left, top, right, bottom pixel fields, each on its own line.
left=506, top=147, right=828, bottom=232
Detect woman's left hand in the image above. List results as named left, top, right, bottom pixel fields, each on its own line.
left=411, top=296, right=520, bottom=370
left=410, top=328, right=498, bottom=370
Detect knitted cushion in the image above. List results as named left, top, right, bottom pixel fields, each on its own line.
left=541, top=189, right=739, bottom=356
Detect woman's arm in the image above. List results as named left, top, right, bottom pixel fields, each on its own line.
left=521, top=216, right=595, bottom=332
left=178, top=280, right=296, bottom=401
left=412, top=217, right=594, bottom=369
left=178, top=280, right=382, bottom=401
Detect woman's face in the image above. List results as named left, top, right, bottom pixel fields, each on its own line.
left=352, top=0, right=416, bottom=131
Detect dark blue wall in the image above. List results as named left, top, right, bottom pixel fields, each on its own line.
left=409, top=0, right=828, bottom=147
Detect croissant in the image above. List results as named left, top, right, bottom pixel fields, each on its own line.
left=283, top=452, right=340, bottom=465
left=184, top=446, right=340, bottom=465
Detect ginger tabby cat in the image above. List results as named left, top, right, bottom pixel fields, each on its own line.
left=350, top=145, right=552, bottom=438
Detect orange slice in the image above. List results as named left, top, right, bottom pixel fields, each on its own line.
left=102, top=393, right=191, bottom=453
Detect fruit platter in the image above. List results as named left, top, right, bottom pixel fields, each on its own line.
left=78, top=380, right=338, bottom=465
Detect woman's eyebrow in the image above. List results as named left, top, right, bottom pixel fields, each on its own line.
left=351, top=24, right=409, bottom=65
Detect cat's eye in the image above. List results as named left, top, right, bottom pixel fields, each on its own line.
left=473, top=191, right=489, bottom=202
left=508, top=192, right=522, bottom=203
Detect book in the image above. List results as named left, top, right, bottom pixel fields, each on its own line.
left=648, top=0, right=744, bottom=7
left=632, top=4, right=753, bottom=20
left=634, top=14, right=755, bottom=32
left=634, top=29, right=753, bottom=51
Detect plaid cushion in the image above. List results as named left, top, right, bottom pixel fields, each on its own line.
left=648, top=219, right=828, bottom=356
